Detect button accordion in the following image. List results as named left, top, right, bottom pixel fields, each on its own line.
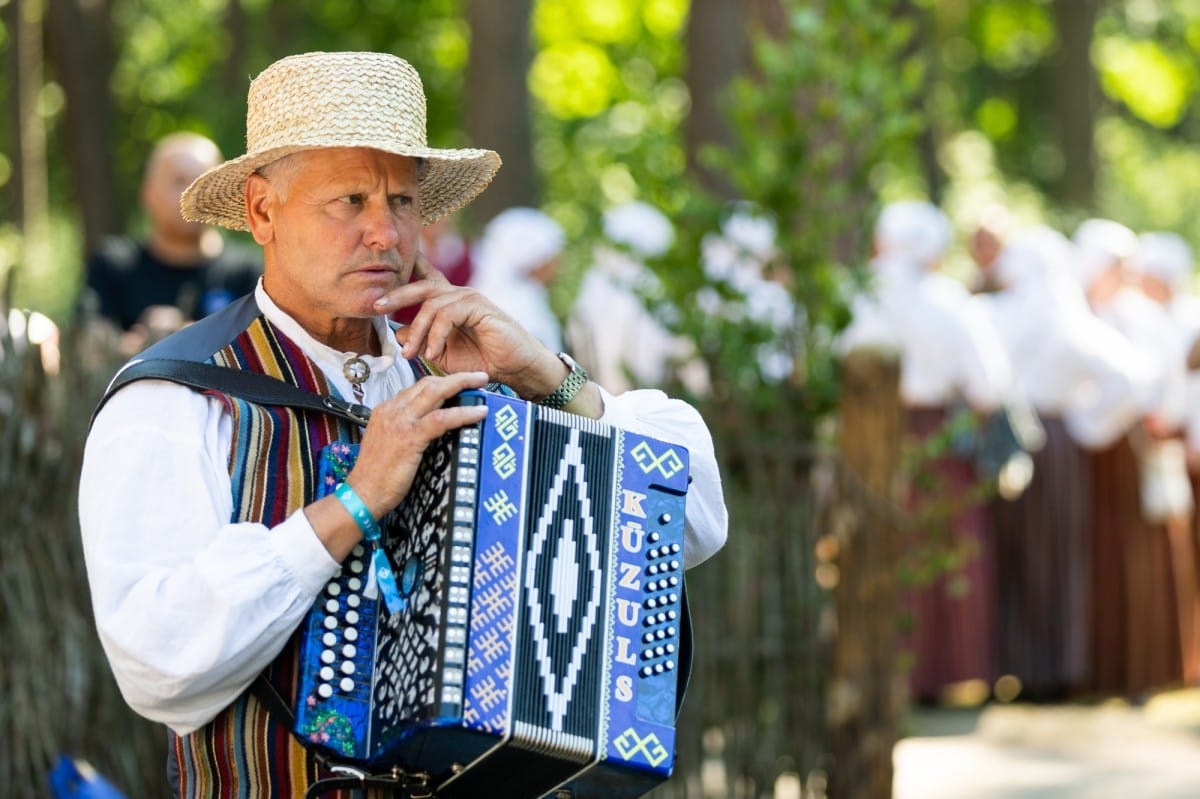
left=293, top=388, right=692, bottom=798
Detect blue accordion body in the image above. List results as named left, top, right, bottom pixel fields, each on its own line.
left=293, top=389, right=691, bottom=799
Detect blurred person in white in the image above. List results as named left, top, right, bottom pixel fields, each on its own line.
left=839, top=200, right=1013, bottom=415
left=468, top=206, right=565, bottom=351
left=1066, top=218, right=1196, bottom=694
left=566, top=201, right=708, bottom=395
left=696, top=202, right=795, bottom=383
left=980, top=225, right=1158, bottom=700
left=967, top=202, right=1014, bottom=294
left=839, top=199, right=1011, bottom=704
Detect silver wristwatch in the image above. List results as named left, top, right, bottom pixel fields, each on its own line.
left=540, top=352, right=589, bottom=409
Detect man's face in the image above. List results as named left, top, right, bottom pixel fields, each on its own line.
left=142, top=143, right=220, bottom=241
left=248, top=148, right=422, bottom=330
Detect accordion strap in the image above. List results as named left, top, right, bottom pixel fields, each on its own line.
left=93, top=357, right=372, bottom=428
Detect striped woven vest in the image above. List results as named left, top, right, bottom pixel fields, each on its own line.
left=130, top=295, right=402, bottom=798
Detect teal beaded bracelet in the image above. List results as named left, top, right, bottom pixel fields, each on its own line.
left=334, top=482, right=382, bottom=541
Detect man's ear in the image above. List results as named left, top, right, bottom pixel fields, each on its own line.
left=244, top=174, right=274, bottom=245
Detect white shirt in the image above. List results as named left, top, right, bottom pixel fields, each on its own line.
left=980, top=243, right=1159, bottom=449
left=568, top=247, right=701, bottom=394
left=79, top=284, right=728, bottom=735
left=838, top=257, right=1012, bottom=411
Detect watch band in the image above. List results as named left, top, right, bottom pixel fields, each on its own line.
left=540, top=352, right=589, bottom=409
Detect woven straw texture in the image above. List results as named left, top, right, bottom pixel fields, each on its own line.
left=181, top=51, right=501, bottom=230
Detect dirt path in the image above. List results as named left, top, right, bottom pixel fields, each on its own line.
left=893, top=689, right=1200, bottom=798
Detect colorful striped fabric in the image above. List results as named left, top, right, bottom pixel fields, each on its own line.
left=168, top=313, right=378, bottom=798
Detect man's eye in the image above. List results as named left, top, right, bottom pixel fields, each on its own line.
left=340, top=194, right=366, bottom=205
left=390, top=195, right=412, bottom=208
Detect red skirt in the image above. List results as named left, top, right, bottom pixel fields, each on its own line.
left=902, top=407, right=998, bottom=703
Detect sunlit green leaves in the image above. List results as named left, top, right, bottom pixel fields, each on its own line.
left=1096, top=36, right=1195, bottom=128
left=531, top=42, right=621, bottom=118
left=975, top=1, right=1055, bottom=73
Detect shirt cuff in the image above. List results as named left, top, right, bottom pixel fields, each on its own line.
left=271, top=510, right=341, bottom=595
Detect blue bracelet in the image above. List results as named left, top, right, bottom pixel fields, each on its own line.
left=334, top=482, right=382, bottom=542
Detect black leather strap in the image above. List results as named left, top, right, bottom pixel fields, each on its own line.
left=92, top=358, right=372, bottom=428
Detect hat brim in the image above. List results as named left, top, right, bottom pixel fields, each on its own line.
left=180, top=143, right=501, bottom=231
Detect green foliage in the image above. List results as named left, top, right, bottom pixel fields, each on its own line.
left=651, top=1, right=923, bottom=422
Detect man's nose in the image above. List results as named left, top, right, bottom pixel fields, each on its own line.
left=362, top=202, right=403, bottom=250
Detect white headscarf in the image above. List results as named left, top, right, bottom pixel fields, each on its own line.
left=1071, top=217, right=1137, bottom=289
left=874, top=200, right=952, bottom=269
left=602, top=201, right=675, bottom=259
left=469, top=207, right=566, bottom=350
left=1131, top=231, right=1194, bottom=294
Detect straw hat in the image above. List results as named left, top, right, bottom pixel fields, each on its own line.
left=180, top=51, right=501, bottom=230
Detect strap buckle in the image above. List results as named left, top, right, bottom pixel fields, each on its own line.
left=322, top=395, right=372, bottom=425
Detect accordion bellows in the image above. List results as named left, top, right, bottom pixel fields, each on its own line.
left=294, top=389, right=692, bottom=798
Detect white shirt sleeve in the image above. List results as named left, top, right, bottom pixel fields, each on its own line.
left=78, top=379, right=340, bottom=735
left=596, top=386, right=729, bottom=569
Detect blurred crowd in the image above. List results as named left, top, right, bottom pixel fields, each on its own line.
left=840, top=200, right=1200, bottom=706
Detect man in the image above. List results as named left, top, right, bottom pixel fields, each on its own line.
left=78, top=51, right=728, bottom=797
left=79, top=131, right=262, bottom=353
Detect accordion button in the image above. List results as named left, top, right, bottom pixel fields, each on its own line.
left=350, top=560, right=364, bottom=574
left=320, top=666, right=335, bottom=681
left=321, top=650, right=336, bottom=665
left=641, top=666, right=654, bottom=677
left=643, top=633, right=655, bottom=643
left=646, top=598, right=658, bottom=609
left=341, top=661, right=355, bottom=675
left=323, top=616, right=338, bottom=630
left=667, top=626, right=677, bottom=636
left=345, top=628, right=359, bottom=642
left=648, top=532, right=661, bottom=544
left=659, top=513, right=672, bottom=524
left=347, top=595, right=361, bottom=608
left=327, top=584, right=341, bottom=596
left=648, top=548, right=660, bottom=559
left=323, top=633, right=337, bottom=646
left=318, top=684, right=334, bottom=699
left=340, top=678, right=355, bottom=693
left=343, top=644, right=357, bottom=658
left=325, top=599, right=339, bottom=613
left=346, top=610, right=360, bottom=624
left=666, top=660, right=675, bottom=671
left=348, top=578, right=362, bottom=591
left=352, top=545, right=365, bottom=557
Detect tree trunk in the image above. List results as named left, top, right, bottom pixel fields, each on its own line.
left=12, top=0, right=50, bottom=305
left=828, top=351, right=905, bottom=799
left=465, top=0, right=536, bottom=231
left=45, top=0, right=119, bottom=259
left=683, top=0, right=746, bottom=201
left=1047, top=0, right=1099, bottom=212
